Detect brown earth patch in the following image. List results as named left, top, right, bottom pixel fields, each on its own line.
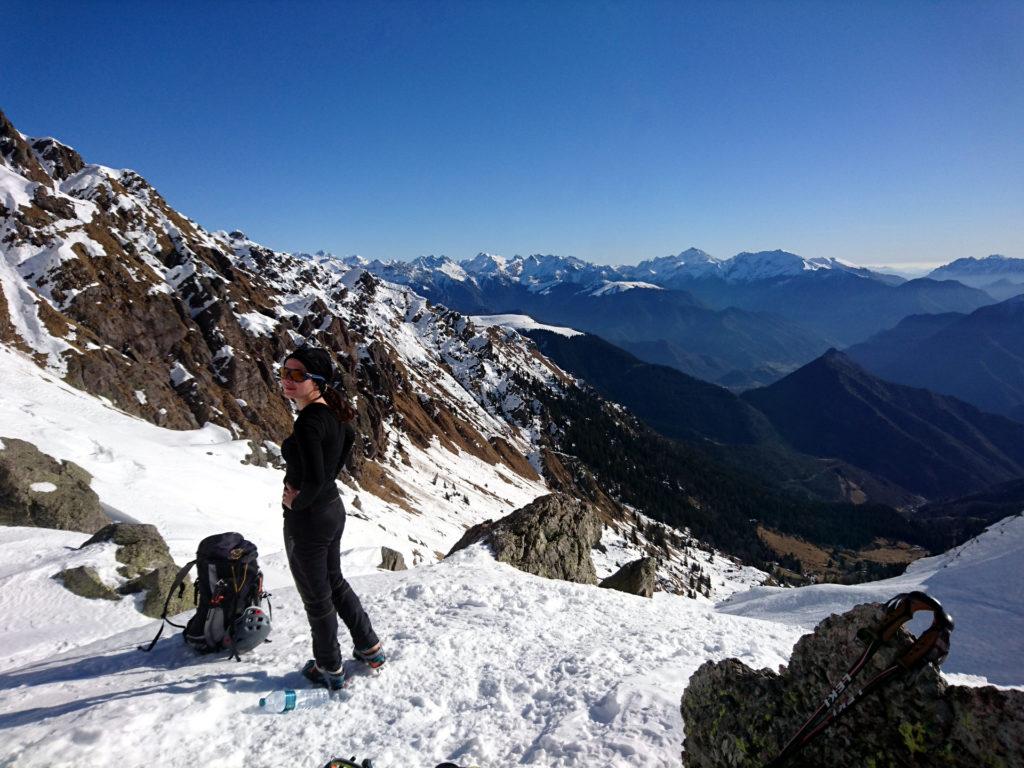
left=358, top=462, right=415, bottom=514
left=757, top=525, right=927, bottom=584
left=0, top=283, right=25, bottom=348
left=489, top=436, right=539, bottom=481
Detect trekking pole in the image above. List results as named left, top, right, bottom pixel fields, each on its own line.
left=762, top=591, right=953, bottom=768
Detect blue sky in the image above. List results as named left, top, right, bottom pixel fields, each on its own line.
left=4, top=1, right=1022, bottom=267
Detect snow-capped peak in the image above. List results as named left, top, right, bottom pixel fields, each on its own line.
left=929, top=254, right=1024, bottom=279
left=631, top=247, right=723, bottom=279
left=723, top=250, right=866, bottom=282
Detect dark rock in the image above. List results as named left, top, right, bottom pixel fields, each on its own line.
left=53, top=566, right=121, bottom=601
left=119, top=564, right=192, bottom=618
left=379, top=546, right=407, bottom=571
left=29, top=136, right=85, bottom=181
left=81, top=522, right=175, bottom=577
left=0, top=437, right=110, bottom=533
left=599, top=557, right=658, bottom=598
left=681, top=601, right=1024, bottom=767
left=446, top=493, right=601, bottom=584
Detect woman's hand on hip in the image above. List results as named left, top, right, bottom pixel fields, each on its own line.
left=282, top=484, right=299, bottom=509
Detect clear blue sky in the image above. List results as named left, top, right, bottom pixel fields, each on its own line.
left=4, top=1, right=1022, bottom=267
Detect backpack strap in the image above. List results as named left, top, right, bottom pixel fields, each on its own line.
left=137, top=559, right=197, bottom=653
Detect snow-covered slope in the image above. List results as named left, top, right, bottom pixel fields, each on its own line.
left=719, top=513, right=1024, bottom=687
left=0, top=343, right=782, bottom=767
left=471, top=314, right=583, bottom=338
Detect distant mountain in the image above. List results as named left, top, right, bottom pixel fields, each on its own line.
left=929, top=255, right=1024, bottom=301
left=742, top=350, right=1024, bottom=499
left=524, top=329, right=777, bottom=445
left=523, top=328, right=921, bottom=510
left=350, top=253, right=835, bottom=384
left=677, top=271, right=993, bottom=346
left=350, top=249, right=995, bottom=362
left=846, top=295, right=1024, bottom=421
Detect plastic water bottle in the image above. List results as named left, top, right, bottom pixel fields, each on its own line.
left=258, top=688, right=333, bottom=713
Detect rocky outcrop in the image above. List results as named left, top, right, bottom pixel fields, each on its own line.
left=599, top=557, right=658, bottom=598
left=53, top=566, right=120, bottom=601
left=379, top=546, right=407, bottom=571
left=78, top=523, right=192, bottom=617
left=680, top=601, right=1024, bottom=768
left=81, top=523, right=176, bottom=577
left=0, top=438, right=110, bottom=532
left=118, top=564, right=191, bottom=618
left=446, top=493, right=602, bottom=584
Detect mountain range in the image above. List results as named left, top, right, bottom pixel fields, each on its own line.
left=928, top=254, right=1024, bottom=301
left=742, top=350, right=1024, bottom=499
left=522, top=325, right=1024, bottom=508
left=336, top=248, right=999, bottom=385
left=846, top=295, right=1024, bottom=423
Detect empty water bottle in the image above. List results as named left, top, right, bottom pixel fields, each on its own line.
left=259, top=688, right=333, bottom=713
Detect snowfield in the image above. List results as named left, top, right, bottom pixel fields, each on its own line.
left=0, top=344, right=1021, bottom=767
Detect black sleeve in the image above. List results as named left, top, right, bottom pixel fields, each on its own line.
left=289, top=412, right=328, bottom=514
left=338, top=421, right=356, bottom=474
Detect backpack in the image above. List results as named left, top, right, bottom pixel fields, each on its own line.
left=139, top=532, right=272, bottom=660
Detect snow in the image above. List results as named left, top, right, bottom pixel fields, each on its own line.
left=168, top=362, right=194, bottom=386
left=29, top=482, right=57, bottom=493
left=0, top=338, right=1021, bottom=766
left=588, top=280, right=663, bottom=296
left=470, top=314, right=583, bottom=338
left=0, top=164, right=34, bottom=211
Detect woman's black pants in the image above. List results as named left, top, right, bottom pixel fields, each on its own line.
left=283, top=497, right=378, bottom=672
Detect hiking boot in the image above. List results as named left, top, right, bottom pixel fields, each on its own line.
left=301, top=659, right=345, bottom=691
left=353, top=643, right=386, bottom=670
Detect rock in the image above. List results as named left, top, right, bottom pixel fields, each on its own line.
left=53, top=566, right=120, bottom=601
left=379, top=546, right=407, bottom=571
left=79, top=522, right=192, bottom=617
left=680, top=601, right=1024, bottom=767
left=446, top=493, right=601, bottom=584
left=81, top=523, right=176, bottom=577
left=0, top=437, right=110, bottom=533
left=599, top=557, right=658, bottom=598
left=119, top=564, right=192, bottom=618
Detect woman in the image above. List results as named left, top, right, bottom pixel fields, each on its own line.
left=279, top=345, right=384, bottom=690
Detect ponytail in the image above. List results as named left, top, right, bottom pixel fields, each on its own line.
left=321, top=384, right=356, bottom=423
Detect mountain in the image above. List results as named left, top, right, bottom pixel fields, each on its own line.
left=524, top=329, right=777, bottom=445
left=911, top=479, right=1024, bottom=549
left=684, top=271, right=992, bottom=346
left=846, top=295, right=1024, bottom=421
left=355, top=256, right=835, bottom=386
left=742, top=350, right=1024, bottom=499
left=524, top=328, right=921, bottom=509
left=349, top=248, right=995, bottom=379
left=929, top=254, right=1024, bottom=300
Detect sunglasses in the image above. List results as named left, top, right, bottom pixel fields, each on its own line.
left=278, top=367, right=325, bottom=383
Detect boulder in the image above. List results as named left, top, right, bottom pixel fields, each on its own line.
left=447, top=493, right=601, bottom=584
left=52, top=566, right=120, bottom=601
left=119, top=564, right=192, bottom=618
left=79, top=523, right=192, bottom=617
left=680, top=601, right=1024, bottom=767
left=81, top=522, right=175, bottom=577
left=0, top=437, right=110, bottom=533
left=379, top=546, right=407, bottom=571
left=599, top=557, right=658, bottom=598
